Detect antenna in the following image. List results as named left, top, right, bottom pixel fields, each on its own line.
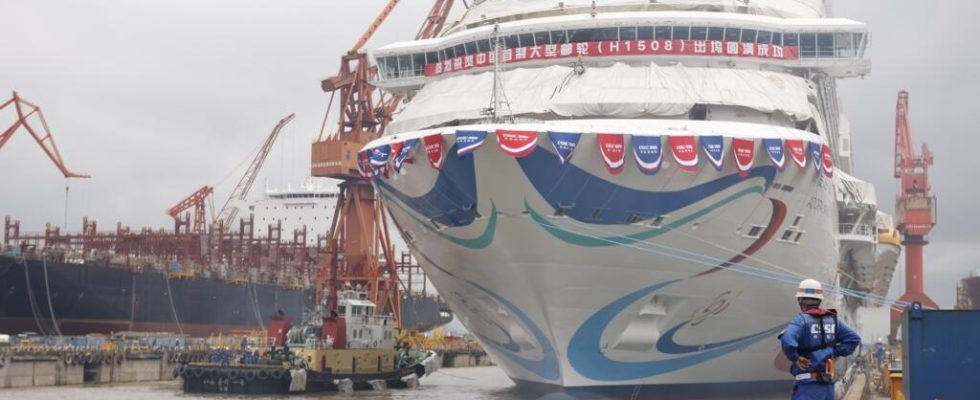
left=485, top=24, right=514, bottom=123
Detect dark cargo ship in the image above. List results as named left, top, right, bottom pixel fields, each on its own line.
left=0, top=254, right=451, bottom=336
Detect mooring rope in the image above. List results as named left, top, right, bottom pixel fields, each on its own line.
left=164, top=273, right=184, bottom=335
left=40, top=254, right=63, bottom=336
left=19, top=256, right=49, bottom=336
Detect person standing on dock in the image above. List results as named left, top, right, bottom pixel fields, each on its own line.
left=780, top=279, right=861, bottom=400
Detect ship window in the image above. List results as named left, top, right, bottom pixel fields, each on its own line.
left=772, top=32, right=783, bottom=46
left=794, top=232, right=804, bottom=243
left=781, top=230, right=794, bottom=241
left=424, top=51, right=438, bottom=64
left=397, top=54, right=413, bottom=76
left=799, top=33, right=817, bottom=57
left=673, top=26, right=691, bottom=40
left=568, top=28, right=600, bottom=43
left=725, top=28, right=741, bottom=42
left=589, top=208, right=604, bottom=220
left=504, top=34, right=520, bottom=49
left=479, top=39, right=493, bottom=52
left=534, top=31, right=550, bottom=46
left=792, top=215, right=803, bottom=227
left=625, top=213, right=648, bottom=224
left=550, top=30, right=569, bottom=44
left=636, top=26, right=654, bottom=40
left=741, top=29, right=757, bottom=43
left=596, top=27, right=618, bottom=41
left=518, top=33, right=533, bottom=47
left=708, top=27, right=724, bottom=41
left=757, top=31, right=773, bottom=44
left=439, top=48, right=449, bottom=61
left=337, top=306, right=346, bottom=315
left=464, top=41, right=477, bottom=55
left=817, top=33, right=834, bottom=57
left=620, top=26, right=637, bottom=40
left=453, top=43, right=465, bottom=57
left=853, top=33, right=864, bottom=52
left=649, top=215, right=665, bottom=227
left=746, top=225, right=763, bottom=238
left=413, top=54, right=425, bottom=75
left=655, top=26, right=671, bottom=40
left=835, top=32, right=855, bottom=57
left=690, top=26, right=707, bottom=40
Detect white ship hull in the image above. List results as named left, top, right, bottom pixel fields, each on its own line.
left=370, top=120, right=839, bottom=389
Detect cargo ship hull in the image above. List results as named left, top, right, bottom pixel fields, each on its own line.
left=0, top=255, right=451, bottom=336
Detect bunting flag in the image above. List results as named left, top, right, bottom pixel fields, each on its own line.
left=423, top=134, right=445, bottom=170
left=821, top=144, right=834, bottom=178
left=369, top=144, right=391, bottom=167
left=631, top=135, right=663, bottom=175
left=669, top=135, right=699, bottom=172
left=390, top=141, right=404, bottom=167
left=394, top=138, right=419, bottom=172
left=357, top=150, right=374, bottom=178
left=808, top=141, right=823, bottom=172
left=732, top=138, right=756, bottom=177
left=786, top=139, right=807, bottom=169
left=455, top=130, right=488, bottom=157
left=700, top=135, right=725, bottom=171
left=597, top=133, right=626, bottom=175
left=762, top=138, right=785, bottom=171
left=497, top=130, right=538, bottom=158
left=548, top=131, right=580, bottom=164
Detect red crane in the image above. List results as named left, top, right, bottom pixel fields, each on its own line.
left=310, top=0, right=455, bottom=325
left=166, top=185, right=214, bottom=234
left=216, top=113, right=296, bottom=229
left=0, top=92, right=88, bottom=178
left=890, top=90, right=939, bottom=341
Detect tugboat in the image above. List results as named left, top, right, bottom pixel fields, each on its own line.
left=177, top=286, right=440, bottom=394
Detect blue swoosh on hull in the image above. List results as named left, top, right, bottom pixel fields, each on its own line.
left=516, top=147, right=776, bottom=225
left=375, top=144, right=479, bottom=228
left=567, top=279, right=784, bottom=381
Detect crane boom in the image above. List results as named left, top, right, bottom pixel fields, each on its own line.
left=351, top=0, right=401, bottom=53
left=166, top=185, right=214, bottom=234
left=217, top=113, right=296, bottom=228
left=0, top=92, right=89, bottom=178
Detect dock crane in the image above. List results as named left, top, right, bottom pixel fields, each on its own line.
left=311, top=0, right=455, bottom=325
left=890, top=90, right=939, bottom=341
left=0, top=92, right=88, bottom=179
left=166, top=113, right=295, bottom=234
left=216, top=113, right=296, bottom=229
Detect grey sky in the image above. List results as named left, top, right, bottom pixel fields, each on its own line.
left=1, top=0, right=978, bottom=311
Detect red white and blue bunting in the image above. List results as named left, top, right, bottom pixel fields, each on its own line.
left=363, top=130, right=833, bottom=179
left=808, top=141, right=823, bottom=173
left=597, top=133, right=626, bottom=175
left=786, top=139, right=807, bottom=169
left=423, top=134, right=445, bottom=170
left=455, top=130, right=487, bottom=157
left=548, top=131, right=580, bottom=164
left=763, top=138, right=785, bottom=171
left=700, top=135, right=725, bottom=171
left=393, top=138, right=418, bottom=172
left=732, top=138, right=756, bottom=177
left=631, top=135, right=663, bottom=175
left=497, top=130, right=537, bottom=158
left=821, top=144, right=834, bottom=178
left=669, top=136, right=699, bottom=173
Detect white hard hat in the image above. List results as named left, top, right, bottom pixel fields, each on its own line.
left=796, top=278, right=824, bottom=300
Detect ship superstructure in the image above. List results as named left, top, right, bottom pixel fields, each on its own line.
left=353, top=0, right=887, bottom=392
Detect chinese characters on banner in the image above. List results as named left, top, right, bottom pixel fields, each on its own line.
left=423, top=40, right=800, bottom=77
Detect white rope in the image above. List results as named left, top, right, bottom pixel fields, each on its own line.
left=164, top=274, right=184, bottom=335
left=40, top=254, right=63, bottom=336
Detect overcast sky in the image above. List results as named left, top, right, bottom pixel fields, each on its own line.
left=1, top=1, right=978, bottom=314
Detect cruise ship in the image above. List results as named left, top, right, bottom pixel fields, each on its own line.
left=358, top=0, right=887, bottom=393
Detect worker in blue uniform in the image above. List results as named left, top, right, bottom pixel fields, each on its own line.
left=780, top=279, right=861, bottom=400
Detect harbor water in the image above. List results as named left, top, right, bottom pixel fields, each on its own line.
left=1, top=366, right=788, bottom=400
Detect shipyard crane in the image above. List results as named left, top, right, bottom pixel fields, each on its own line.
left=890, top=90, right=939, bottom=341
left=311, top=0, right=455, bottom=326
left=216, top=113, right=296, bottom=229
left=0, top=92, right=88, bottom=178
left=166, top=185, right=214, bottom=234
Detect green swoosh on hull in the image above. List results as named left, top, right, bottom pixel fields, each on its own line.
left=525, top=185, right=766, bottom=247
left=381, top=191, right=497, bottom=249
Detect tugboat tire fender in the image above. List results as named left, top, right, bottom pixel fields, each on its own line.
left=192, top=368, right=204, bottom=378
left=64, top=354, right=73, bottom=365
left=179, top=366, right=191, bottom=378
left=270, top=369, right=284, bottom=379
left=228, top=370, right=240, bottom=380
left=257, top=369, right=269, bottom=380
left=172, top=366, right=180, bottom=379
left=243, top=370, right=257, bottom=381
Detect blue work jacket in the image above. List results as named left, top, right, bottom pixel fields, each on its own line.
left=780, top=309, right=861, bottom=379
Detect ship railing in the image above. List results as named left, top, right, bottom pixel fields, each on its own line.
left=838, top=223, right=877, bottom=238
